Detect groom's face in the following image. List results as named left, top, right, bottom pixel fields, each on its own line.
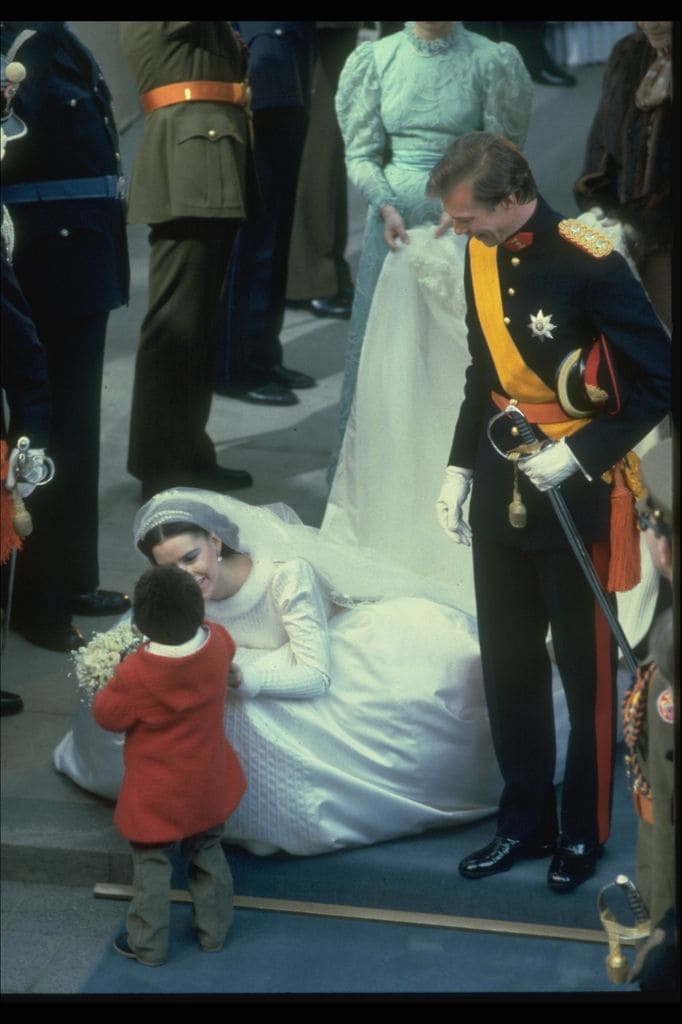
left=443, top=183, right=519, bottom=247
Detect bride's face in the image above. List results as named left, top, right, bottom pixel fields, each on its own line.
left=152, top=530, right=226, bottom=601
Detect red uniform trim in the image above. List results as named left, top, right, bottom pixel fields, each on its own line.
left=592, top=540, right=615, bottom=844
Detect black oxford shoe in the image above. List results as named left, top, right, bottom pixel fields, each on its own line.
left=16, top=621, right=86, bottom=653
left=547, top=841, right=601, bottom=893
left=269, top=364, right=315, bottom=390
left=191, top=465, right=253, bottom=492
left=113, top=932, right=165, bottom=968
left=72, top=590, right=131, bottom=617
left=532, top=65, right=577, bottom=87
left=310, top=293, right=352, bottom=320
left=459, top=835, right=555, bottom=880
left=1, top=690, right=24, bottom=717
left=243, top=381, right=299, bottom=406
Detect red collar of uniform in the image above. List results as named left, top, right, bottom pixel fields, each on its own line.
left=503, top=232, right=534, bottom=252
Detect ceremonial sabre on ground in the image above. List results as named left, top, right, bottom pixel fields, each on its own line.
left=487, top=403, right=638, bottom=675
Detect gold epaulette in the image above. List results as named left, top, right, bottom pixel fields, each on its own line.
left=558, top=219, right=614, bottom=258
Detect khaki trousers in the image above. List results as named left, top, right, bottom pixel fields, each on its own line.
left=127, top=823, right=234, bottom=963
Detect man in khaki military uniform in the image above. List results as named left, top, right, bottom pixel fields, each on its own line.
left=122, top=21, right=255, bottom=499
left=624, top=438, right=676, bottom=992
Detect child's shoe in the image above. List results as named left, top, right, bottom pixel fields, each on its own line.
left=113, top=931, right=165, bottom=967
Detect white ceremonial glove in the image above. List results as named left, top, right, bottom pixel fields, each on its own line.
left=5, top=445, right=53, bottom=498
left=517, top=438, right=585, bottom=492
left=436, top=466, right=473, bottom=544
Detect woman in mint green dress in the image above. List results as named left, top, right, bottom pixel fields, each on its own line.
left=328, top=22, right=532, bottom=481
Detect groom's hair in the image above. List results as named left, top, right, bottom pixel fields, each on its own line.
left=426, top=131, right=538, bottom=209
left=133, top=565, right=204, bottom=644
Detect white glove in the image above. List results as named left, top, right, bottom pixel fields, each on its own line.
left=5, top=446, right=53, bottom=497
left=517, top=438, right=584, bottom=492
left=436, top=466, right=473, bottom=544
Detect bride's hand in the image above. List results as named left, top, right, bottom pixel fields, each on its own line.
left=434, top=211, right=453, bottom=238
left=228, top=664, right=243, bottom=689
left=381, top=204, right=409, bottom=251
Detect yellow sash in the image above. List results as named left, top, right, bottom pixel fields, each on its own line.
left=469, top=239, right=587, bottom=440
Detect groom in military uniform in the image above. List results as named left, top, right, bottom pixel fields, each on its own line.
left=429, top=132, right=671, bottom=892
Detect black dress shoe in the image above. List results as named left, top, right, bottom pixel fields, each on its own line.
left=72, top=590, right=131, bottom=617
left=268, top=364, right=315, bottom=390
left=14, top=621, right=86, bottom=653
left=191, top=465, right=254, bottom=492
left=532, top=65, right=577, bottom=87
left=1, top=690, right=24, bottom=716
left=459, top=834, right=555, bottom=880
left=310, top=293, right=353, bottom=320
left=113, top=932, right=165, bottom=967
left=244, top=381, right=299, bottom=406
left=141, top=465, right=253, bottom=500
left=547, top=841, right=601, bottom=893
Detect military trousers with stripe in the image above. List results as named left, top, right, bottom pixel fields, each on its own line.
left=472, top=535, right=617, bottom=847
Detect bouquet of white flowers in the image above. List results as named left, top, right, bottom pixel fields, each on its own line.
left=72, top=621, right=143, bottom=702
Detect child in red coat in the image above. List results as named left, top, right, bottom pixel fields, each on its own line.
left=93, top=565, right=246, bottom=966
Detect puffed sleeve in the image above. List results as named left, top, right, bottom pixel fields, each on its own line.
left=335, top=41, right=396, bottom=213
left=235, top=560, right=332, bottom=700
left=479, top=42, right=532, bottom=150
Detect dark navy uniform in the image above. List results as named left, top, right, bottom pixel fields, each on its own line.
left=1, top=21, right=129, bottom=633
left=449, top=195, right=671, bottom=848
left=217, top=21, right=316, bottom=390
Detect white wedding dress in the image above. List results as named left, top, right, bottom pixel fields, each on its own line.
left=53, top=503, right=573, bottom=856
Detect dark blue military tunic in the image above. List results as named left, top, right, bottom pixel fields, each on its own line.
left=448, top=195, right=671, bottom=847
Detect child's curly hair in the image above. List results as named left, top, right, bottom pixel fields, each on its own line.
left=133, top=565, right=204, bottom=645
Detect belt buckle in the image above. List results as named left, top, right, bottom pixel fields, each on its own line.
left=117, top=175, right=128, bottom=201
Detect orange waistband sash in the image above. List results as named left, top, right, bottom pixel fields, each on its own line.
left=490, top=390, right=572, bottom=424
left=140, top=80, right=248, bottom=114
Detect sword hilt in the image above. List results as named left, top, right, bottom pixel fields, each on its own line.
left=615, top=874, right=649, bottom=925
left=504, top=404, right=544, bottom=455
left=487, top=403, right=545, bottom=462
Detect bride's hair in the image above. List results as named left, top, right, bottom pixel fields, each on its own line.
left=138, top=521, right=236, bottom=563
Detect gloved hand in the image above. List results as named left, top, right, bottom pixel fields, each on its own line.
left=5, top=445, right=54, bottom=497
left=436, top=466, right=473, bottom=544
left=518, top=437, right=583, bottom=492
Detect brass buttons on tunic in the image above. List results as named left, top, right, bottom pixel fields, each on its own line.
left=511, top=257, right=520, bottom=266
left=507, top=288, right=516, bottom=296
left=208, top=129, right=216, bottom=138
left=503, top=316, right=511, bottom=325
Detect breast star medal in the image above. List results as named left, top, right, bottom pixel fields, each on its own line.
left=529, top=310, right=557, bottom=340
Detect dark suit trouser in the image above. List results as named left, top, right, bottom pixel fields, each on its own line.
left=128, top=218, right=239, bottom=484
left=286, top=27, right=357, bottom=301
left=217, top=107, right=308, bottom=386
left=13, top=311, right=108, bottom=626
left=472, top=536, right=617, bottom=847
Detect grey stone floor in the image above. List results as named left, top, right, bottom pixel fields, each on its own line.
left=1, top=62, right=612, bottom=998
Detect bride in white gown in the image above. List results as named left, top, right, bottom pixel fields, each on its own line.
left=54, top=488, right=573, bottom=856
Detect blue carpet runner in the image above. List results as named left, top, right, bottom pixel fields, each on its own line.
left=82, top=745, right=643, bottom=996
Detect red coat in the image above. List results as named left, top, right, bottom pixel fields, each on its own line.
left=93, top=622, right=246, bottom=843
